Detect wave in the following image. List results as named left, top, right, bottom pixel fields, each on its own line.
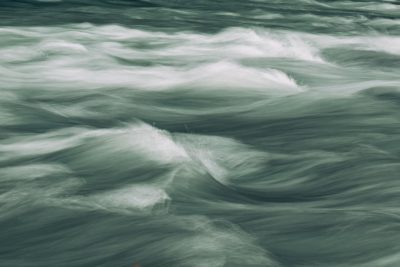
left=1, top=7, right=400, bottom=266
left=0, top=24, right=399, bottom=98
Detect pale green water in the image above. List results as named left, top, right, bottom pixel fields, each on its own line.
left=0, top=1, right=400, bottom=267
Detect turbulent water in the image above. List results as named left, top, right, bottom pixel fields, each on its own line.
left=1, top=0, right=400, bottom=266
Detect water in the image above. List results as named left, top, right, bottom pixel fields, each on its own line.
left=0, top=1, right=400, bottom=266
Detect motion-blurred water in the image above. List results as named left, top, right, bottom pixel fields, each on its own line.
left=1, top=1, right=400, bottom=266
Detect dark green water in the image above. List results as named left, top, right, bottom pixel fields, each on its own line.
left=0, top=1, right=400, bottom=266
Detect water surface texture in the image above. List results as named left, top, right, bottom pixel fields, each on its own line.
left=1, top=1, right=400, bottom=266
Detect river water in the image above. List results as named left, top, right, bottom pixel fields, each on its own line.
left=1, top=1, right=400, bottom=266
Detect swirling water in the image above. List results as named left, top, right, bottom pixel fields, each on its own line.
left=0, top=1, right=400, bottom=266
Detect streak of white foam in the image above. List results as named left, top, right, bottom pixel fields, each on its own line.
left=0, top=164, right=70, bottom=181
left=368, top=18, right=400, bottom=26
left=188, top=61, right=298, bottom=87
left=0, top=123, right=189, bottom=165
left=360, top=3, right=399, bottom=11
left=0, top=130, right=82, bottom=158
left=9, top=59, right=301, bottom=93
left=90, top=185, right=170, bottom=211
left=74, top=124, right=189, bottom=165
left=310, top=35, right=400, bottom=56
left=39, top=40, right=88, bottom=54
left=0, top=178, right=83, bottom=205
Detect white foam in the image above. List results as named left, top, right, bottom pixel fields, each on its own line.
left=0, top=129, right=83, bottom=159
left=90, top=185, right=169, bottom=211
left=80, top=124, right=189, bottom=165
left=214, top=28, right=322, bottom=62
left=360, top=3, right=399, bottom=11
left=0, top=178, right=83, bottom=206
left=368, top=18, right=400, bottom=26
left=0, top=46, right=41, bottom=63
left=38, top=183, right=170, bottom=215
left=0, top=164, right=70, bottom=181
left=1, top=23, right=398, bottom=98
left=181, top=61, right=300, bottom=91
left=0, top=24, right=316, bottom=93
left=253, top=14, right=284, bottom=20
left=170, top=217, right=280, bottom=267
left=0, top=123, right=189, bottom=164
left=175, top=133, right=269, bottom=185
left=310, top=34, right=400, bottom=56
left=39, top=40, right=88, bottom=54
left=327, top=251, right=400, bottom=267
left=365, top=37, right=400, bottom=55
left=16, top=59, right=301, bottom=94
